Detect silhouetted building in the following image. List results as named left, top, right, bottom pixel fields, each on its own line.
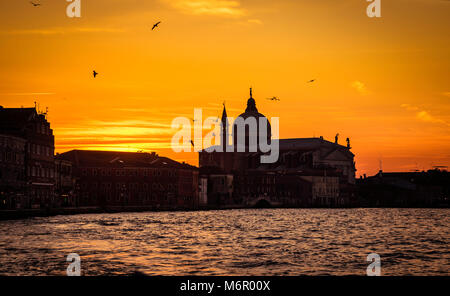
left=0, top=134, right=26, bottom=209
left=199, top=89, right=356, bottom=207
left=58, top=150, right=199, bottom=209
left=0, top=106, right=55, bottom=209
left=55, top=157, right=75, bottom=207
left=199, top=166, right=234, bottom=207
left=357, top=170, right=449, bottom=207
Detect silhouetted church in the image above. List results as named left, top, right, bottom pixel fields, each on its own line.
left=199, top=89, right=356, bottom=208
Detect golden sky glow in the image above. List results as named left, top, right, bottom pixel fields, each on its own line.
left=0, top=0, right=449, bottom=176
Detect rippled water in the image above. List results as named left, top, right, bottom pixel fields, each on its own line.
left=0, top=209, right=448, bottom=276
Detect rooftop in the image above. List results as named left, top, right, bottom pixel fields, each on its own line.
left=57, top=150, right=197, bottom=170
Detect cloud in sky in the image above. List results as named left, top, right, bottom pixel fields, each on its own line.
left=0, top=27, right=125, bottom=36
left=401, top=104, right=450, bottom=127
left=0, top=92, right=56, bottom=96
left=54, top=119, right=176, bottom=152
left=400, top=103, right=419, bottom=111
left=416, top=111, right=449, bottom=126
left=247, top=19, right=263, bottom=25
left=166, top=0, right=246, bottom=17
left=351, top=81, right=371, bottom=96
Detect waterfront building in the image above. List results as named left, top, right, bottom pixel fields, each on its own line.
left=357, top=170, right=449, bottom=207
left=0, top=106, right=55, bottom=209
left=54, top=157, right=75, bottom=207
left=0, top=134, right=26, bottom=209
left=57, top=150, right=199, bottom=209
left=199, top=89, right=357, bottom=207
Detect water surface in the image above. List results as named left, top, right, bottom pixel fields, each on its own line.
left=0, top=208, right=448, bottom=275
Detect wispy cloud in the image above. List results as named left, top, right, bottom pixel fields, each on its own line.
left=53, top=119, right=176, bottom=152
left=247, top=19, right=263, bottom=25
left=351, top=81, right=371, bottom=96
left=401, top=104, right=450, bottom=127
left=400, top=103, right=419, bottom=111
left=416, top=111, right=450, bottom=126
left=166, top=0, right=246, bottom=17
left=0, top=92, right=55, bottom=96
left=0, top=27, right=125, bottom=36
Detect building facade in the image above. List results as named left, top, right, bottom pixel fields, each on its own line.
left=199, top=89, right=357, bottom=207
left=0, top=106, right=55, bottom=209
left=58, top=150, right=199, bottom=209
left=0, top=134, right=26, bottom=209
left=55, top=158, right=75, bottom=207
left=357, top=170, right=449, bottom=207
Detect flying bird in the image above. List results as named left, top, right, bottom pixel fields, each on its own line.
left=93, top=70, right=98, bottom=78
left=307, top=79, right=315, bottom=83
left=30, top=1, right=41, bottom=6
left=267, top=97, right=280, bottom=101
left=152, top=21, right=161, bottom=30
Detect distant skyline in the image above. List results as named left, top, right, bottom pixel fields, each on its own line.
left=0, top=0, right=449, bottom=176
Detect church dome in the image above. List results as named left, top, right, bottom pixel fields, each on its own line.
left=232, top=88, right=271, bottom=151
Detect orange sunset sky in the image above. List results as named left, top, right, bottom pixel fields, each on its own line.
left=0, top=0, right=449, bottom=176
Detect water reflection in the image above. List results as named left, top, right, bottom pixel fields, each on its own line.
left=0, top=208, right=448, bottom=275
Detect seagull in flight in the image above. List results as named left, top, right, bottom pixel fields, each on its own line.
left=30, top=1, right=41, bottom=6
left=267, top=97, right=280, bottom=101
left=307, top=79, right=315, bottom=83
left=152, top=21, right=161, bottom=30
left=93, top=70, right=98, bottom=78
